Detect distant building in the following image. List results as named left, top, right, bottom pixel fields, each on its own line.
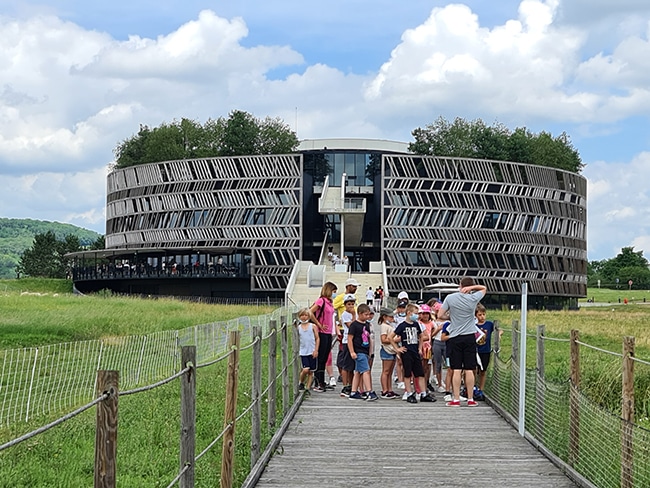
left=70, top=138, right=587, bottom=308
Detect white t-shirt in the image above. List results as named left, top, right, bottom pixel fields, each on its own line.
left=366, top=289, right=374, bottom=301
left=340, top=310, right=354, bottom=344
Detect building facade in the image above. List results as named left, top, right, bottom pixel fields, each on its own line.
left=71, top=139, right=587, bottom=307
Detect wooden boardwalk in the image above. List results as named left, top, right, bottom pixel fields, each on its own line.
left=255, top=355, right=577, bottom=487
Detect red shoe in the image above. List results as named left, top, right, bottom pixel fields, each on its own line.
left=446, top=399, right=461, bottom=407
left=467, top=399, right=478, bottom=407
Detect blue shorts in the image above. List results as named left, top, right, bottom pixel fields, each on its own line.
left=380, top=348, right=396, bottom=361
left=301, top=355, right=317, bottom=371
left=354, top=352, right=370, bottom=374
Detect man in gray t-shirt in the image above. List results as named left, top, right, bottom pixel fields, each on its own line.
left=439, top=277, right=486, bottom=406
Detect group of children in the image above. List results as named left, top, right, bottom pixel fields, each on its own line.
left=295, top=291, right=495, bottom=405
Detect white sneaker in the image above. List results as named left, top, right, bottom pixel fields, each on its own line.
left=443, top=394, right=453, bottom=402
left=329, top=376, right=337, bottom=387
left=437, top=386, right=446, bottom=393
left=402, top=392, right=410, bottom=401
left=460, top=395, right=468, bottom=402
left=397, top=382, right=405, bottom=390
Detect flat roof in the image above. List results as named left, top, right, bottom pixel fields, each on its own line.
left=298, top=138, right=410, bottom=154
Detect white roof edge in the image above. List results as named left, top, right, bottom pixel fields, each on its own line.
left=298, top=138, right=410, bottom=154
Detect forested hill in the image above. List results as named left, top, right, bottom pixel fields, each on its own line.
left=0, top=218, right=102, bottom=279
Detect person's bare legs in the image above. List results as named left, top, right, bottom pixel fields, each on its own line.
left=381, top=360, right=394, bottom=392
left=452, top=369, right=462, bottom=400
left=465, top=369, right=475, bottom=400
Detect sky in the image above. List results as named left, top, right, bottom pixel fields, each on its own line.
left=1, top=0, right=649, bottom=261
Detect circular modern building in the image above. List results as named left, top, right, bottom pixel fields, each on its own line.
left=70, top=138, right=587, bottom=308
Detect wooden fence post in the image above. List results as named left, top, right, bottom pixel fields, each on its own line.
left=94, top=370, right=119, bottom=488
left=220, top=331, right=240, bottom=488
left=180, top=346, right=196, bottom=488
left=569, top=329, right=580, bottom=467
left=621, top=336, right=635, bottom=488
left=511, top=320, right=519, bottom=417
left=535, top=325, right=545, bottom=440
left=251, top=326, right=262, bottom=468
left=280, top=316, right=290, bottom=415
left=268, top=320, right=278, bottom=430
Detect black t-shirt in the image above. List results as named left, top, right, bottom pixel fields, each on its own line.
left=393, top=321, right=421, bottom=354
left=348, top=320, right=371, bottom=355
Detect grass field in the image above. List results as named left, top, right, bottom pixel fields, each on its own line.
left=0, top=279, right=275, bottom=349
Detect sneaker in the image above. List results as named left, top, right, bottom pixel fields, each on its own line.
left=406, top=393, right=418, bottom=404
left=427, top=382, right=436, bottom=392
left=459, top=395, right=467, bottom=402
left=360, top=392, right=369, bottom=400
left=467, top=399, right=479, bottom=407
left=337, top=375, right=342, bottom=383
left=313, top=386, right=325, bottom=393
left=389, top=391, right=399, bottom=398
left=298, top=383, right=305, bottom=391
left=397, top=382, right=405, bottom=390
left=366, top=391, right=379, bottom=402
left=349, top=392, right=364, bottom=400
left=340, top=386, right=351, bottom=398
left=325, top=384, right=335, bottom=390
left=437, top=386, right=446, bottom=393
left=329, top=376, right=337, bottom=387
left=402, top=392, right=410, bottom=401
left=443, top=394, right=453, bottom=402
left=446, top=399, right=461, bottom=407
left=420, top=394, right=437, bottom=402
left=384, top=391, right=397, bottom=399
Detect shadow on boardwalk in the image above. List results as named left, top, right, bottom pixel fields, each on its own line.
left=255, top=354, right=577, bottom=487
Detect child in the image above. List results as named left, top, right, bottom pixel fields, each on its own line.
left=347, top=304, right=378, bottom=401
left=431, top=303, right=448, bottom=393
left=418, top=304, right=435, bottom=391
left=378, top=308, right=399, bottom=398
left=475, top=303, right=497, bottom=398
left=389, top=303, right=436, bottom=404
left=295, top=308, right=320, bottom=393
left=366, top=286, right=374, bottom=307
left=338, top=294, right=357, bottom=397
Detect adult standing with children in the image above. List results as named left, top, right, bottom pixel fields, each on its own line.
left=310, top=281, right=338, bottom=392
left=439, top=277, right=486, bottom=407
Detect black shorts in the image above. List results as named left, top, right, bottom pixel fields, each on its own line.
left=401, top=350, right=424, bottom=378
left=477, top=351, right=491, bottom=371
left=301, top=355, right=317, bottom=371
left=337, top=346, right=355, bottom=372
left=447, top=334, right=478, bottom=371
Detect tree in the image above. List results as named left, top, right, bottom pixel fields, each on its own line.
left=112, top=111, right=299, bottom=169
left=409, top=116, right=584, bottom=173
left=90, top=235, right=105, bottom=250
left=590, top=247, right=650, bottom=288
left=16, top=231, right=82, bottom=279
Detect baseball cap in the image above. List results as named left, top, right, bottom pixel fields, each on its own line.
left=418, top=304, right=431, bottom=313
left=345, top=278, right=360, bottom=287
left=397, top=291, right=409, bottom=300
left=343, top=293, right=356, bottom=303
left=397, top=300, right=408, bottom=308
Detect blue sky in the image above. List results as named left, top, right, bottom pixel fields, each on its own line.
left=1, top=0, right=650, bottom=261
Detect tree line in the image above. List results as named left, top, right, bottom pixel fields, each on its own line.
left=409, top=117, right=583, bottom=173
left=113, top=110, right=300, bottom=169
left=113, top=112, right=583, bottom=174
left=588, top=247, right=650, bottom=290
left=16, top=231, right=104, bottom=279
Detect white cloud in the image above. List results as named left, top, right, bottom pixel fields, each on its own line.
left=584, top=152, right=650, bottom=259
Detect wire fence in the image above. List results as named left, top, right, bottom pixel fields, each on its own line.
left=0, top=304, right=303, bottom=487
left=0, top=307, right=286, bottom=428
left=487, top=321, right=650, bottom=488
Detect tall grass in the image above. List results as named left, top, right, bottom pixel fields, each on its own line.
left=0, top=289, right=274, bottom=349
